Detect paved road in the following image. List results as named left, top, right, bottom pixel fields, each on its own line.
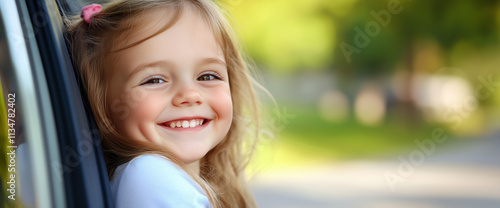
left=250, top=129, right=500, bottom=208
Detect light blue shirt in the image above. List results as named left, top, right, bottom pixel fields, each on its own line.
left=110, top=154, right=211, bottom=208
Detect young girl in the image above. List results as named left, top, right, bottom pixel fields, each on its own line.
left=66, top=0, right=268, bottom=207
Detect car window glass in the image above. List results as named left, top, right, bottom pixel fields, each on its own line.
left=0, top=13, right=36, bottom=207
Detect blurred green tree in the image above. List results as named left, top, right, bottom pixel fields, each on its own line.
left=228, top=0, right=343, bottom=72
left=334, top=0, right=500, bottom=76
left=332, top=0, right=500, bottom=120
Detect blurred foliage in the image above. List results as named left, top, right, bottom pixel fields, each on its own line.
left=333, top=0, right=500, bottom=77
left=226, top=0, right=500, bottom=76
left=224, top=0, right=500, bottom=166
left=228, top=0, right=340, bottom=71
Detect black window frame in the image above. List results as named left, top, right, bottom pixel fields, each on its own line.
left=20, top=0, right=113, bottom=207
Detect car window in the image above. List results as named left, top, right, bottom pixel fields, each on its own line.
left=1, top=0, right=66, bottom=207
left=28, top=0, right=113, bottom=207
left=2, top=0, right=114, bottom=207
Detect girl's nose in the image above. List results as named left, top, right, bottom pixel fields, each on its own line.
left=172, top=85, right=203, bottom=107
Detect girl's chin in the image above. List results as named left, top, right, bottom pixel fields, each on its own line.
left=173, top=150, right=209, bottom=165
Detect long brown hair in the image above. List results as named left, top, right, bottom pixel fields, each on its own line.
left=65, top=0, right=266, bottom=207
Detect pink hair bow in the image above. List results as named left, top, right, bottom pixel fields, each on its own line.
left=81, top=4, right=102, bottom=24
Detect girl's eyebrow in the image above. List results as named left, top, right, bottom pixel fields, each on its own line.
left=128, top=57, right=227, bottom=79
left=128, top=61, right=173, bottom=80
left=198, top=57, right=226, bottom=68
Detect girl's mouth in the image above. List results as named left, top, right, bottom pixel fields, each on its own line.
left=162, top=118, right=209, bottom=129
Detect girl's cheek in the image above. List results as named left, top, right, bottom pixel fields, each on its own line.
left=114, top=89, right=163, bottom=124
left=211, top=86, right=233, bottom=119
left=120, top=90, right=166, bottom=140
left=127, top=90, right=165, bottom=118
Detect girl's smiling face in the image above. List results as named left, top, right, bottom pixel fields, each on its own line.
left=106, top=6, right=232, bottom=166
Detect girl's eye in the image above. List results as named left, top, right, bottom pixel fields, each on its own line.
left=197, top=72, right=222, bottom=81
left=141, top=76, right=166, bottom=85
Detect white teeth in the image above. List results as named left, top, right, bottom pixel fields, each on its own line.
left=182, top=121, right=189, bottom=128
left=168, top=119, right=205, bottom=128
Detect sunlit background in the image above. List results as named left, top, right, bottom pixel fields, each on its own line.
left=222, top=0, right=500, bottom=207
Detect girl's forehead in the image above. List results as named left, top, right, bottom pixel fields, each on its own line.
left=113, top=8, right=179, bottom=48
left=112, top=5, right=221, bottom=53
left=106, top=5, right=225, bottom=73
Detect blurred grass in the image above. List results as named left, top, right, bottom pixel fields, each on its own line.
left=252, top=105, right=443, bottom=171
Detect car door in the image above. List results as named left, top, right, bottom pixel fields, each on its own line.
left=0, top=0, right=112, bottom=207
